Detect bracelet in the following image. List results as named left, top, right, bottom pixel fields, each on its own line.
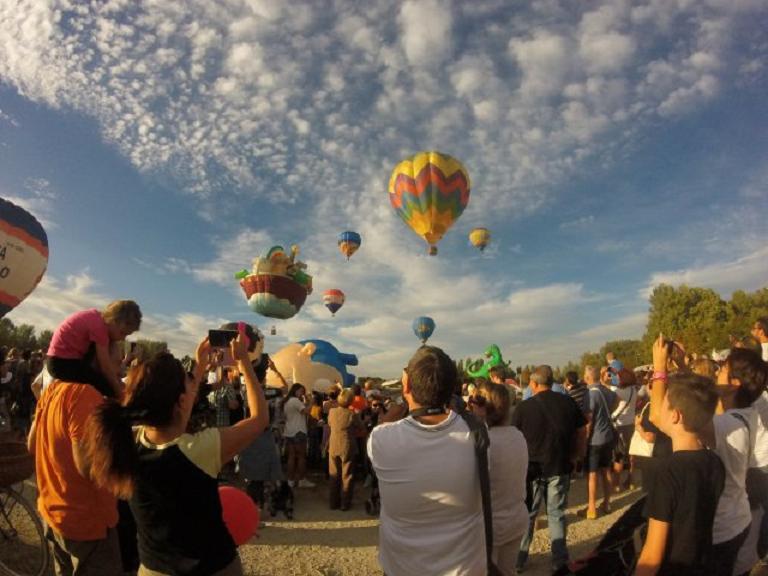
left=652, top=371, right=668, bottom=381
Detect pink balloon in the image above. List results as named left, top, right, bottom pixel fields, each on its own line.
left=218, top=486, right=260, bottom=545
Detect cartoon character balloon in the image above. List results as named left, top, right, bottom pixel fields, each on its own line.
left=338, top=231, right=361, bottom=261
left=322, top=289, right=345, bottom=316
left=413, top=316, right=436, bottom=344
left=469, top=227, right=491, bottom=252
left=389, top=151, right=470, bottom=256
left=235, top=244, right=313, bottom=320
left=0, top=198, right=49, bottom=317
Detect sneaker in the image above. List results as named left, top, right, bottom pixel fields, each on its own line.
left=297, top=479, right=316, bottom=488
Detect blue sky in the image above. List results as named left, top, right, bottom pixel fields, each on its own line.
left=1, top=0, right=767, bottom=377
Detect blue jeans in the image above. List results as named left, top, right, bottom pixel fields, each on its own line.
left=519, top=473, right=570, bottom=569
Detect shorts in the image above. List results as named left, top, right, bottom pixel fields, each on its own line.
left=613, top=424, right=634, bottom=465
left=284, top=432, right=307, bottom=445
left=586, top=442, right=613, bottom=472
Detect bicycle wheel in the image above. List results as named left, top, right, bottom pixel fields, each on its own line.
left=0, top=486, right=49, bottom=576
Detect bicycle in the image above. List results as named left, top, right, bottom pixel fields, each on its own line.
left=0, top=441, right=49, bottom=576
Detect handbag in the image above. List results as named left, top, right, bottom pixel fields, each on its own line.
left=628, top=404, right=654, bottom=457
left=457, top=410, right=504, bottom=576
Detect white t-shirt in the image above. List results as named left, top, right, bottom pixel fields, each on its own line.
left=611, top=386, right=637, bottom=426
left=489, top=426, right=529, bottom=546
left=283, top=396, right=307, bottom=438
left=368, top=412, right=486, bottom=576
left=711, top=409, right=754, bottom=544
left=752, top=391, right=768, bottom=470
left=761, top=342, right=768, bottom=362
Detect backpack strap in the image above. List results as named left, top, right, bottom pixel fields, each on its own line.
left=457, top=410, right=494, bottom=573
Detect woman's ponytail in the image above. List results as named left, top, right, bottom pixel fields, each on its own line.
left=84, top=399, right=139, bottom=499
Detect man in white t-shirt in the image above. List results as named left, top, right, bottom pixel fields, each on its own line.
left=368, top=347, right=485, bottom=576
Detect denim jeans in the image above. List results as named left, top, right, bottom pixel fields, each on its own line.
left=518, top=473, right=570, bottom=569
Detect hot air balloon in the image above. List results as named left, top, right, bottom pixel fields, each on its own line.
left=469, top=227, right=491, bottom=252
left=322, top=289, right=345, bottom=316
left=338, top=231, right=361, bottom=261
left=413, top=316, right=435, bottom=344
left=235, top=244, right=313, bottom=320
left=389, top=151, right=470, bottom=256
left=0, top=198, right=49, bottom=317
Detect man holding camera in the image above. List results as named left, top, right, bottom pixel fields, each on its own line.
left=367, top=346, right=485, bottom=576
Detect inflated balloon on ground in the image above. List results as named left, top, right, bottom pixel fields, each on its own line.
left=0, top=198, right=49, bottom=317
left=389, top=151, right=470, bottom=256
left=219, top=486, right=260, bottom=545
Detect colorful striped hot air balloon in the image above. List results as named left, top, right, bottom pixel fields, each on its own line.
left=469, top=227, right=491, bottom=252
left=322, top=289, right=345, bottom=316
left=412, top=316, right=435, bottom=344
left=338, top=231, right=361, bottom=260
left=0, top=198, right=49, bottom=317
left=389, top=151, right=470, bottom=256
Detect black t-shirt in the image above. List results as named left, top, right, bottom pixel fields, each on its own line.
left=511, top=390, right=586, bottom=477
left=641, top=405, right=673, bottom=458
left=645, top=450, right=725, bottom=576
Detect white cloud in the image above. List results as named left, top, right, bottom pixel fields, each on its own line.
left=399, top=0, right=453, bottom=68
left=559, top=215, right=595, bottom=230
left=1, top=177, right=57, bottom=229
left=6, top=272, right=226, bottom=358
left=642, top=246, right=768, bottom=298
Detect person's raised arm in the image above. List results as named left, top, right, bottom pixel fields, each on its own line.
left=217, top=333, right=268, bottom=464
left=649, top=334, right=669, bottom=428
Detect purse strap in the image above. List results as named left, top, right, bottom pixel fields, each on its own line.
left=457, top=409, right=494, bottom=573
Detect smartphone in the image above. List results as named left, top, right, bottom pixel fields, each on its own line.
left=208, top=329, right=238, bottom=348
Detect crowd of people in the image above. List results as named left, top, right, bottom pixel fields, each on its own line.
left=3, top=299, right=768, bottom=576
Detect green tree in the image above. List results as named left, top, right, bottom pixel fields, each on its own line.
left=643, top=284, right=729, bottom=355
left=37, top=329, right=54, bottom=352
left=599, top=339, right=647, bottom=369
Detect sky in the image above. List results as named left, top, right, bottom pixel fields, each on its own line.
left=1, top=0, right=767, bottom=378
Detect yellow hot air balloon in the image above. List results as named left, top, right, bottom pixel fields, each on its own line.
left=469, top=228, right=491, bottom=252
left=389, top=151, right=470, bottom=256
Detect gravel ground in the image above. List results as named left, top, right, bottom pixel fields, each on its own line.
left=238, top=471, right=642, bottom=576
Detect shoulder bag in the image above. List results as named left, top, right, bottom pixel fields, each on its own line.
left=628, top=403, right=654, bottom=458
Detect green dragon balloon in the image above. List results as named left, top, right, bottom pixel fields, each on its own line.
left=466, top=344, right=510, bottom=379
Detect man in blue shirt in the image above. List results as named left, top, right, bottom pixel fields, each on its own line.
left=583, top=365, right=618, bottom=519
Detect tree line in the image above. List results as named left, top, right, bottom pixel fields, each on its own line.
left=3, top=284, right=765, bottom=381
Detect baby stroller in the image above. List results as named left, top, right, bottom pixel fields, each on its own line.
left=554, top=497, right=647, bottom=576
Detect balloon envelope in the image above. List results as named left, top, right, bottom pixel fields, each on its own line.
left=219, top=486, right=260, bottom=545
left=389, top=151, right=470, bottom=255
left=469, top=227, right=491, bottom=251
left=322, top=289, right=345, bottom=316
left=338, top=231, right=361, bottom=260
left=413, top=316, right=436, bottom=344
left=0, top=198, right=49, bottom=317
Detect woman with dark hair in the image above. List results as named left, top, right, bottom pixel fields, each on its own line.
left=83, top=333, right=267, bottom=576
left=282, top=383, right=314, bottom=488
